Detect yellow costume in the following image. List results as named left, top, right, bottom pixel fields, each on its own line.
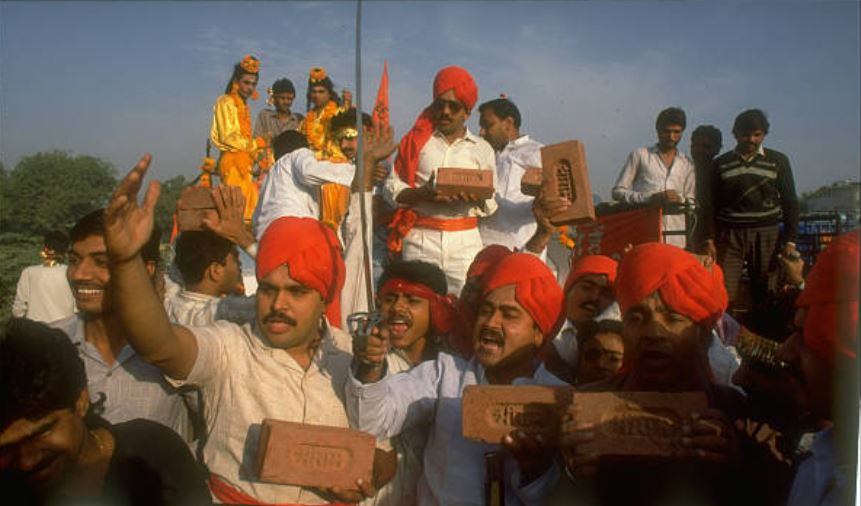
left=299, top=67, right=351, bottom=233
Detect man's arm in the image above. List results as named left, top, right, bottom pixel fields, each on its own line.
left=105, top=154, right=199, bottom=380
left=776, top=152, right=800, bottom=245
left=700, top=158, right=719, bottom=257
left=11, top=268, right=30, bottom=318
left=612, top=150, right=650, bottom=205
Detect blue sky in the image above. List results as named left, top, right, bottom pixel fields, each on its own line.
left=1, top=0, right=859, bottom=199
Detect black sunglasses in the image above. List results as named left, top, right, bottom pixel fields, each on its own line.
left=431, top=98, right=464, bottom=113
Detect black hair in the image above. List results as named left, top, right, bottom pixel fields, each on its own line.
left=732, top=109, right=770, bottom=136
left=329, top=108, right=373, bottom=134
left=223, top=59, right=259, bottom=95
left=272, top=130, right=310, bottom=160
left=378, top=260, right=447, bottom=296
left=44, top=230, right=69, bottom=254
left=306, top=75, right=341, bottom=112
left=691, top=125, right=723, bottom=153
left=272, top=78, right=296, bottom=95
left=576, top=319, right=625, bottom=349
left=174, top=231, right=236, bottom=285
left=1, top=319, right=87, bottom=427
left=70, top=209, right=161, bottom=264
left=656, top=107, right=687, bottom=130
left=141, top=223, right=162, bottom=265
left=478, top=98, right=522, bottom=129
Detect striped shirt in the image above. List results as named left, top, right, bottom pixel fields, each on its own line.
left=701, top=146, right=799, bottom=242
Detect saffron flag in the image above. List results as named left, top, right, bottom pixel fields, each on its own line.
left=569, top=207, right=663, bottom=260
left=372, top=60, right=389, bottom=128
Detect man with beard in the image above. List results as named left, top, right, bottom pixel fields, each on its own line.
left=102, top=155, right=377, bottom=504
left=701, top=109, right=800, bottom=315
left=384, top=66, right=497, bottom=294
left=347, top=253, right=566, bottom=505
left=612, top=107, right=695, bottom=248
left=48, top=210, right=191, bottom=442
left=778, top=230, right=859, bottom=506
left=0, top=318, right=210, bottom=505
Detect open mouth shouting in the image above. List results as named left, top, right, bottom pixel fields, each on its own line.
left=476, top=327, right=505, bottom=356
left=385, top=313, right=412, bottom=341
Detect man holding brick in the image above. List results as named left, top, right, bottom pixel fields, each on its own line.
left=102, top=154, right=375, bottom=504
left=347, top=253, right=566, bottom=505
left=383, top=66, right=497, bottom=294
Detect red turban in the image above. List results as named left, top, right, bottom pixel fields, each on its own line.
left=256, top=217, right=346, bottom=328
left=563, top=255, right=618, bottom=295
left=379, top=278, right=458, bottom=336
left=616, top=243, right=727, bottom=327
left=481, top=253, right=563, bottom=340
left=796, top=230, right=860, bottom=360
left=467, top=244, right=513, bottom=281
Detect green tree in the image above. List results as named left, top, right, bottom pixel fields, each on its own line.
left=1, top=151, right=117, bottom=235
left=154, top=174, right=190, bottom=240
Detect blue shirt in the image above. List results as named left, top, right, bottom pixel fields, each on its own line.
left=787, top=427, right=851, bottom=506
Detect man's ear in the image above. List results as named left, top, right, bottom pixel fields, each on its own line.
left=533, top=324, right=544, bottom=349
left=207, top=262, right=224, bottom=283
left=144, top=261, right=157, bottom=279
left=74, top=388, right=90, bottom=418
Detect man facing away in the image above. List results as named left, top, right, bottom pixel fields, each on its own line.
left=612, top=107, right=696, bottom=248
left=384, top=66, right=497, bottom=294
left=102, top=153, right=376, bottom=504
left=12, top=230, right=76, bottom=323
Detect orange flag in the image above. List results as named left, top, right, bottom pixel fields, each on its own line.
left=372, top=60, right=389, bottom=128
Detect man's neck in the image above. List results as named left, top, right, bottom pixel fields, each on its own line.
left=486, top=357, right=537, bottom=385
left=64, top=428, right=113, bottom=497
left=624, top=368, right=711, bottom=392
left=401, top=336, right=430, bottom=366
left=285, top=328, right=323, bottom=371
left=441, top=127, right=467, bottom=145
left=83, top=313, right=127, bottom=366
left=276, top=109, right=292, bottom=120
left=185, top=282, right=221, bottom=298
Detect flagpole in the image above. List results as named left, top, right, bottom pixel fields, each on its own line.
left=355, top=0, right=376, bottom=311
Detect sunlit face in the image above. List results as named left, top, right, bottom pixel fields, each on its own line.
left=380, top=291, right=431, bottom=358
left=775, top=308, right=834, bottom=419
left=0, top=391, right=88, bottom=492
left=657, top=124, right=684, bottom=151
left=431, top=89, right=469, bottom=137
left=309, top=85, right=331, bottom=109
left=734, top=129, right=766, bottom=157
left=255, top=264, right=325, bottom=349
left=478, top=109, right=509, bottom=152
left=67, top=235, right=110, bottom=315
left=235, top=73, right=258, bottom=100
left=337, top=125, right=370, bottom=160
left=565, top=274, right=614, bottom=324
left=272, top=91, right=295, bottom=114
left=577, top=332, right=625, bottom=384
left=623, top=292, right=708, bottom=390
left=473, top=284, right=543, bottom=370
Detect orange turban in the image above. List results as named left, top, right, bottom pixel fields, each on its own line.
left=563, top=255, right=618, bottom=295
left=481, top=253, right=563, bottom=340
left=467, top=244, right=513, bottom=282
left=256, top=217, right=346, bottom=328
left=616, top=243, right=727, bottom=327
left=796, top=230, right=860, bottom=360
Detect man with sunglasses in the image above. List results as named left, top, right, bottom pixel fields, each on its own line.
left=383, top=66, right=497, bottom=294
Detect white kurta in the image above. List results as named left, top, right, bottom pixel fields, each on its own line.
left=12, top=263, right=76, bottom=322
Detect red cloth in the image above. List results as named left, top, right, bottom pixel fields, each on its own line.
left=208, top=474, right=352, bottom=506
left=481, top=253, right=564, bottom=340
left=386, top=209, right=478, bottom=254
left=796, top=230, right=860, bottom=360
left=467, top=244, right=513, bottom=281
left=387, top=66, right=478, bottom=253
left=616, top=243, right=727, bottom=327
left=256, top=217, right=346, bottom=328
left=563, top=255, right=618, bottom=295
left=379, top=278, right=458, bottom=336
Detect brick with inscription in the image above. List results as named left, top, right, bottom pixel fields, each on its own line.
left=462, top=385, right=574, bottom=444
left=566, top=392, right=709, bottom=458
left=540, top=140, right=596, bottom=225
left=176, top=186, right=217, bottom=232
left=520, top=166, right=543, bottom=197
left=256, top=419, right=376, bottom=489
left=434, top=167, right=494, bottom=200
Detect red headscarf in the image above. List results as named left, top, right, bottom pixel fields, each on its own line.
left=796, top=230, right=860, bottom=360
left=563, top=255, right=618, bottom=295
left=256, top=217, right=346, bottom=328
left=379, top=278, right=458, bottom=336
left=616, top=243, right=728, bottom=327
left=467, top=244, right=513, bottom=282
left=481, top=253, right=564, bottom=340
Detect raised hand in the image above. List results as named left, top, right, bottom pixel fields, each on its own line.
left=202, top=185, right=255, bottom=249
left=104, top=153, right=161, bottom=264
left=364, top=122, right=397, bottom=163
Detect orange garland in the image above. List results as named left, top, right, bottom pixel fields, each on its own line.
left=230, top=93, right=253, bottom=139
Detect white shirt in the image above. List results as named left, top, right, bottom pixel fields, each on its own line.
left=253, top=147, right=355, bottom=240
left=611, top=145, right=695, bottom=248
left=164, top=289, right=255, bottom=327
left=480, top=135, right=543, bottom=249
left=168, top=319, right=354, bottom=504
left=346, top=352, right=564, bottom=505
left=12, top=263, right=76, bottom=323
left=383, top=129, right=498, bottom=220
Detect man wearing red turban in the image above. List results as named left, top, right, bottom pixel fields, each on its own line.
left=348, top=253, right=566, bottom=504
left=779, top=230, right=859, bottom=506
left=382, top=66, right=497, bottom=295
left=103, top=157, right=375, bottom=504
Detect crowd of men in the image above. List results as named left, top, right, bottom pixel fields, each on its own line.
left=2, top=56, right=857, bottom=506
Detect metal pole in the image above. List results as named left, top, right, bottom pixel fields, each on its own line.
left=355, top=0, right=376, bottom=311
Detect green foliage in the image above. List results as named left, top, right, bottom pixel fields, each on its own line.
left=1, top=151, right=117, bottom=236
left=154, top=175, right=190, bottom=240
left=0, top=233, right=43, bottom=325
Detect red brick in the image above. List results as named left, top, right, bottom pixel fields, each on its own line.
left=256, top=419, right=376, bottom=489
left=566, top=392, right=709, bottom=457
left=540, top=141, right=596, bottom=225
left=176, top=187, right=216, bottom=231
left=520, top=167, right=543, bottom=197
left=462, top=385, right=574, bottom=443
left=434, top=168, right=494, bottom=200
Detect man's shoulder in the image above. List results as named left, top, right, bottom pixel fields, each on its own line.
left=256, top=108, right=276, bottom=119
left=214, top=94, right=235, bottom=107
left=46, top=314, right=81, bottom=341
left=762, top=148, right=791, bottom=165
left=714, top=150, right=737, bottom=165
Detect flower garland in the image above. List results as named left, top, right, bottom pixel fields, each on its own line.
left=230, top=93, right=253, bottom=140
left=302, top=100, right=340, bottom=154
left=558, top=225, right=576, bottom=249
